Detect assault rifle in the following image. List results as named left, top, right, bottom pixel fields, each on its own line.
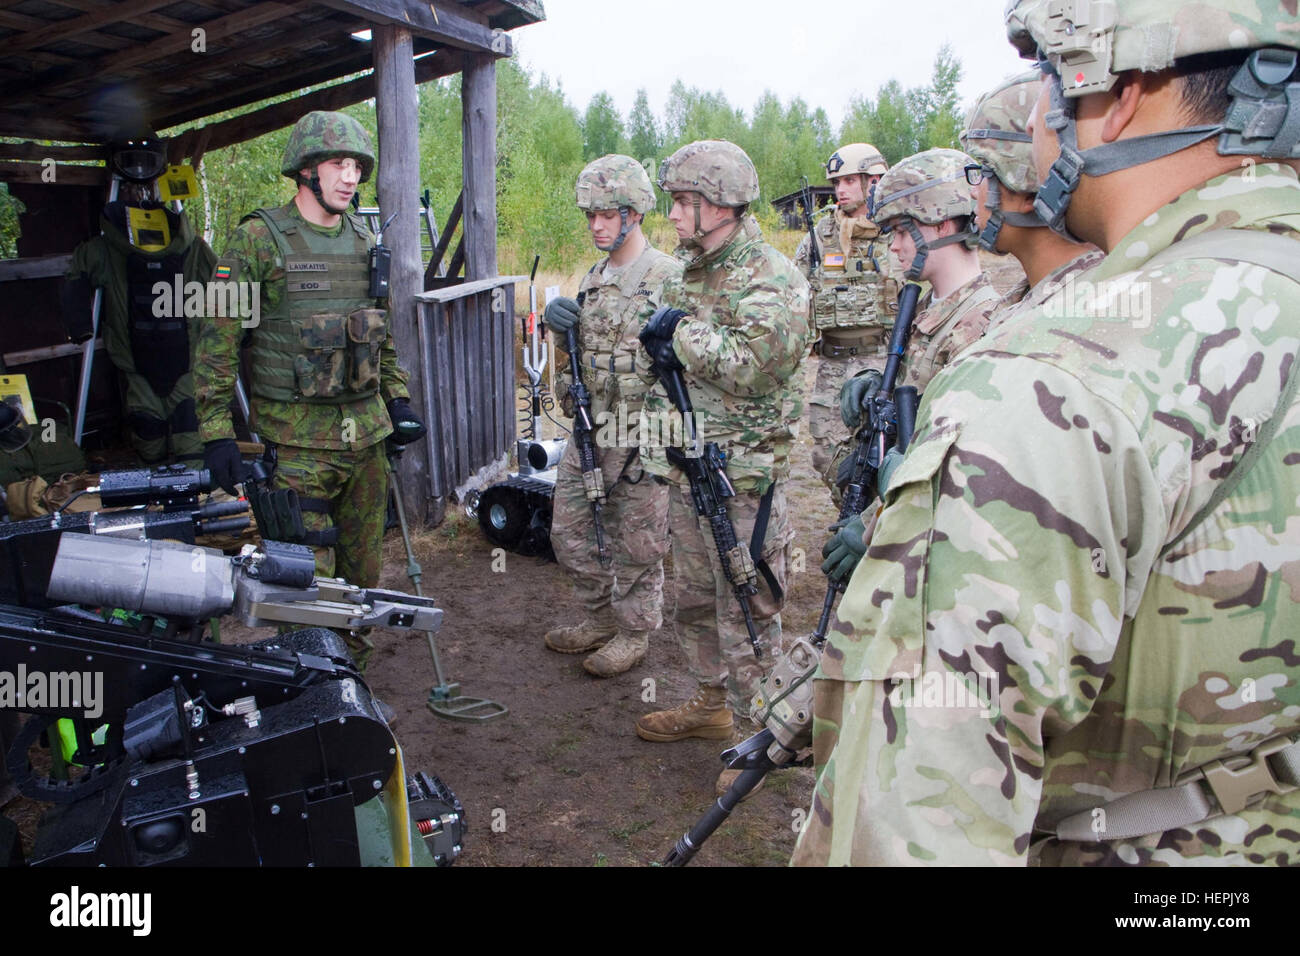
left=645, top=347, right=763, bottom=660
left=662, top=282, right=923, bottom=865
left=810, top=281, right=922, bottom=644
left=799, top=174, right=821, bottom=267
left=564, top=325, right=611, bottom=568
left=0, top=466, right=463, bottom=867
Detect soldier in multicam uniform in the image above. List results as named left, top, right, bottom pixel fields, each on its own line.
left=194, top=111, right=424, bottom=671
left=794, top=143, right=899, bottom=489
left=793, top=0, right=1300, bottom=866
left=633, top=140, right=812, bottom=796
left=540, top=155, right=679, bottom=678
left=821, top=148, right=999, bottom=587
left=959, top=70, right=1104, bottom=327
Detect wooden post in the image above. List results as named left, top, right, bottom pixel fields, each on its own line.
left=461, top=52, right=497, bottom=281
left=373, top=24, right=437, bottom=525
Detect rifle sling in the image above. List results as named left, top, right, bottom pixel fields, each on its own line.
left=749, top=481, right=782, bottom=604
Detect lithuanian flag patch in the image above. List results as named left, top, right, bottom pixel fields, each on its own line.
left=214, top=264, right=233, bottom=280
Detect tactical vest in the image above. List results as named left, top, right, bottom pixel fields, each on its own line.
left=102, top=202, right=193, bottom=397
left=125, top=248, right=189, bottom=396
left=246, top=205, right=387, bottom=406
left=809, top=212, right=897, bottom=334
left=575, top=248, right=670, bottom=414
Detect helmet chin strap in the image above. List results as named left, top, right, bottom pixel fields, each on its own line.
left=1035, top=70, right=1221, bottom=242
left=681, top=195, right=741, bottom=250
left=595, top=208, right=634, bottom=252
left=306, top=168, right=350, bottom=217
left=977, top=175, right=1046, bottom=253
left=901, top=218, right=973, bottom=281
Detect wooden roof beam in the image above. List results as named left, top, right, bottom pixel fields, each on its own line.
left=6, top=0, right=179, bottom=54
left=166, top=48, right=458, bottom=156
left=319, top=0, right=512, bottom=56
left=0, top=1, right=297, bottom=102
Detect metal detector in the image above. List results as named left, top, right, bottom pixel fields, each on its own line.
left=388, top=442, right=507, bottom=722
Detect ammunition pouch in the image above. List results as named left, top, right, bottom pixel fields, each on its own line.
left=817, top=328, right=885, bottom=359
left=584, top=351, right=638, bottom=375
left=296, top=496, right=340, bottom=548
left=245, top=449, right=338, bottom=548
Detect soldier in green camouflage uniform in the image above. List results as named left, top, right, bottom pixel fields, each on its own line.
left=793, top=0, right=1300, bottom=866
left=959, top=71, right=1104, bottom=329
left=633, top=140, right=812, bottom=796
left=541, top=155, right=679, bottom=678
left=66, top=131, right=215, bottom=463
left=794, top=144, right=901, bottom=488
left=194, top=112, right=419, bottom=669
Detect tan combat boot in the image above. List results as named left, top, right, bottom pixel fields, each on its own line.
left=582, top=630, right=648, bottom=678
left=544, top=618, right=616, bottom=654
left=635, top=684, right=733, bottom=742
left=715, top=721, right=766, bottom=799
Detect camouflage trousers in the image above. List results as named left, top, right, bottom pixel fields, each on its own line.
left=550, top=438, right=669, bottom=632
left=809, top=350, right=886, bottom=490
left=667, top=480, right=794, bottom=715
left=271, top=441, right=389, bottom=588
left=120, top=369, right=201, bottom=464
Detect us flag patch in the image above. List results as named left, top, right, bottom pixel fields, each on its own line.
left=823, top=253, right=845, bottom=268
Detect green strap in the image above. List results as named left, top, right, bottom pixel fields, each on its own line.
left=1147, top=230, right=1300, bottom=559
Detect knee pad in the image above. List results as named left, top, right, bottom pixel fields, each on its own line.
left=169, top=398, right=198, bottom=434
left=127, top=410, right=170, bottom=441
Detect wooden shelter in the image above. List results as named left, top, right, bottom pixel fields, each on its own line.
left=0, top=0, right=545, bottom=525
left=769, top=184, right=834, bottom=230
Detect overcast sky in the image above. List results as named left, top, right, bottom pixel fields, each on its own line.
left=510, top=0, right=1029, bottom=131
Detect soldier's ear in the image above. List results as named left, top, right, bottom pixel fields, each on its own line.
left=1098, top=71, right=1148, bottom=145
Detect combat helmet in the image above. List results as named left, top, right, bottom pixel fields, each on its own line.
left=575, top=154, right=655, bottom=252
left=657, top=140, right=759, bottom=208
left=1005, top=0, right=1300, bottom=237
left=281, top=111, right=376, bottom=184
left=872, top=147, right=980, bottom=279
left=960, top=70, right=1046, bottom=252
left=825, top=143, right=888, bottom=180
left=657, top=140, right=759, bottom=247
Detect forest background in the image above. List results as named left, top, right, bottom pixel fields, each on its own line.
left=0, top=45, right=969, bottom=273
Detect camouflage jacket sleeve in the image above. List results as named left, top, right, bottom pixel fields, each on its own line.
left=670, top=270, right=809, bottom=399
left=794, top=233, right=813, bottom=279
left=377, top=306, right=410, bottom=404
left=794, top=353, right=1166, bottom=866
left=192, top=222, right=268, bottom=444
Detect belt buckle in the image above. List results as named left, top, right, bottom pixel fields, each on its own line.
left=1199, top=737, right=1299, bottom=814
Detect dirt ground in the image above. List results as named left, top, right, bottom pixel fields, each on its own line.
left=343, top=249, right=1028, bottom=868
left=5, top=247, right=1025, bottom=868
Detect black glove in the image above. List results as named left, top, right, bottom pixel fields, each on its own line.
left=645, top=334, right=683, bottom=372
left=543, top=296, right=580, bottom=335
left=387, top=398, right=427, bottom=445
left=204, top=438, right=244, bottom=496
left=639, top=306, right=689, bottom=345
